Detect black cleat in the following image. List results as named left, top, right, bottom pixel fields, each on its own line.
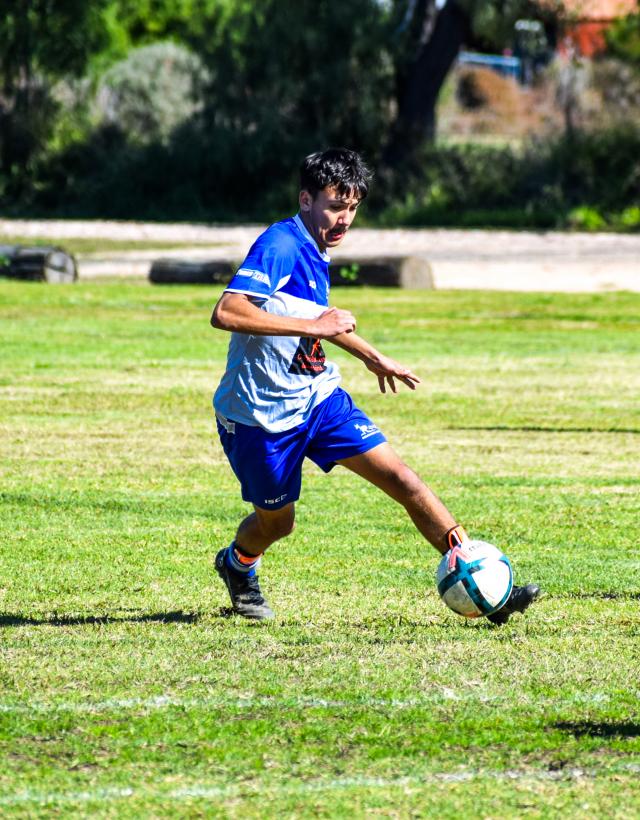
left=487, top=583, right=541, bottom=625
left=215, top=549, right=274, bottom=620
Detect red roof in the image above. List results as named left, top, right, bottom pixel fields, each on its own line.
left=562, top=0, right=637, bottom=21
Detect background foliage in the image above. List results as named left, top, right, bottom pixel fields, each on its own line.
left=0, top=0, right=638, bottom=227
left=95, top=42, right=209, bottom=145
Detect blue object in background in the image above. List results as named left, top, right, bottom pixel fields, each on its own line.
left=458, top=51, right=522, bottom=82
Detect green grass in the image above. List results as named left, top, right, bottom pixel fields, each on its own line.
left=1, top=281, right=639, bottom=817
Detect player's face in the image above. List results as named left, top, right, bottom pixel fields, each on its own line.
left=299, top=186, right=361, bottom=253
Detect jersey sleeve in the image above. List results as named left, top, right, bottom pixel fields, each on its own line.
left=225, top=227, right=297, bottom=301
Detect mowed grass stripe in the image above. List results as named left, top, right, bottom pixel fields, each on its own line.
left=2, top=683, right=637, bottom=715
left=3, top=762, right=640, bottom=809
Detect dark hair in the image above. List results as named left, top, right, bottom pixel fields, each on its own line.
left=300, top=147, right=372, bottom=200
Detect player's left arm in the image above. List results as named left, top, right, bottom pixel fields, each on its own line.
left=327, top=331, right=421, bottom=394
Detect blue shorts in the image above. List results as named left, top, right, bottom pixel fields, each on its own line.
left=216, top=387, right=386, bottom=510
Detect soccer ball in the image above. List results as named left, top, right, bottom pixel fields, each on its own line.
left=436, top=540, right=513, bottom=618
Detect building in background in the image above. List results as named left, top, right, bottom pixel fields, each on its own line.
left=561, top=0, right=637, bottom=56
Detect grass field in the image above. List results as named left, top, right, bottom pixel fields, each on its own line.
left=1, top=280, right=639, bottom=817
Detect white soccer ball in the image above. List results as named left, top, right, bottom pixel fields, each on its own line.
left=436, top=540, right=513, bottom=618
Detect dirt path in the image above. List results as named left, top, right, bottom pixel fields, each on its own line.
left=1, top=218, right=638, bottom=291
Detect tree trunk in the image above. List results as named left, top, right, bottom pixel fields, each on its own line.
left=383, top=0, right=471, bottom=168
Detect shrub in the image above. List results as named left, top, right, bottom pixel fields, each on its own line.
left=605, top=11, right=640, bottom=66
left=373, top=125, right=640, bottom=231
left=95, top=42, right=209, bottom=145
left=590, top=58, right=640, bottom=124
left=567, top=206, right=607, bottom=231
left=615, top=205, right=640, bottom=230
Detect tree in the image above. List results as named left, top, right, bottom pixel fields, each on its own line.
left=605, top=5, right=640, bottom=67
left=7, top=0, right=569, bottom=218
left=0, top=0, right=108, bottom=184
left=191, top=0, right=396, bottom=215
left=382, top=0, right=564, bottom=168
left=383, top=0, right=471, bottom=167
left=25, top=0, right=397, bottom=220
left=93, top=0, right=225, bottom=72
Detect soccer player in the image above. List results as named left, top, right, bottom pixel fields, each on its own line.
left=211, top=147, right=540, bottom=624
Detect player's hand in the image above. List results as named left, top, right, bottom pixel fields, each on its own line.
left=365, top=355, right=421, bottom=394
left=312, top=307, right=356, bottom=338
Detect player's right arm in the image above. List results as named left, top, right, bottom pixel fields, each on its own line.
left=211, top=293, right=356, bottom=339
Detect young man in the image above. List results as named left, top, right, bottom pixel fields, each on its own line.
left=211, top=147, right=540, bottom=624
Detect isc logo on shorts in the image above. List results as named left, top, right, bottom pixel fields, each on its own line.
left=264, top=493, right=287, bottom=505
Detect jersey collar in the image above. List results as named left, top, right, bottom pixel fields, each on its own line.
left=293, top=213, right=331, bottom=262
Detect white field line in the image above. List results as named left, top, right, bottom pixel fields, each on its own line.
left=2, top=764, right=640, bottom=808
left=0, top=688, right=621, bottom=716
left=0, top=692, right=485, bottom=715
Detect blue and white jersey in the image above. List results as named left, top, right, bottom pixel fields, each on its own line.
left=213, top=214, right=341, bottom=432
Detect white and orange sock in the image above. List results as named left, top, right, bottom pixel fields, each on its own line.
left=225, top=542, right=262, bottom=576
left=444, top=525, right=469, bottom=552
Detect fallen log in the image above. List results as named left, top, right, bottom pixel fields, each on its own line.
left=0, top=245, right=77, bottom=283
left=149, top=254, right=434, bottom=289
left=329, top=256, right=433, bottom=288
left=149, top=259, right=236, bottom=285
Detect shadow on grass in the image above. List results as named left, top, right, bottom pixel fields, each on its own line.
left=0, top=608, right=276, bottom=628
left=560, top=591, right=640, bottom=600
left=555, top=721, right=640, bottom=739
left=0, top=610, right=206, bottom=627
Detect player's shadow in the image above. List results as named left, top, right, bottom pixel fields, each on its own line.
left=0, top=610, right=203, bottom=628
left=563, top=591, right=640, bottom=600
left=554, top=720, right=640, bottom=739
left=0, top=607, right=259, bottom=627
